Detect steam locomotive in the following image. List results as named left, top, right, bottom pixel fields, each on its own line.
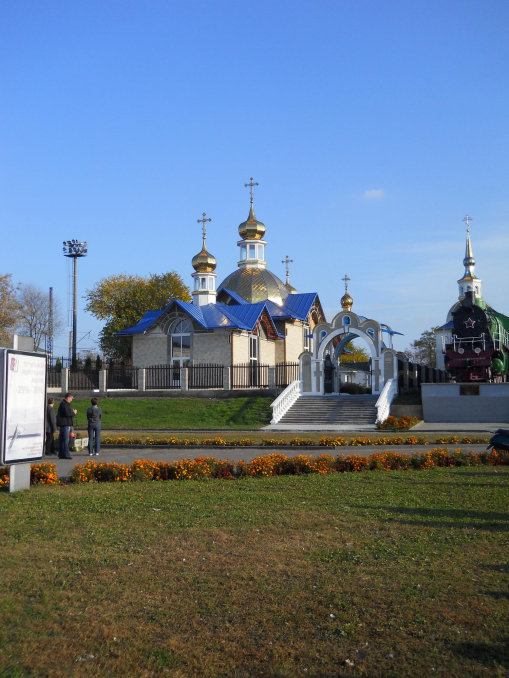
left=444, top=291, right=509, bottom=382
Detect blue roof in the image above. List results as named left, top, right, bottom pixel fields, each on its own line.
left=216, top=288, right=248, bottom=305
left=116, top=299, right=283, bottom=337
left=282, top=293, right=318, bottom=320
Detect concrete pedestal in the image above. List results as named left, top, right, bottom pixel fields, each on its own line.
left=9, top=463, right=31, bottom=493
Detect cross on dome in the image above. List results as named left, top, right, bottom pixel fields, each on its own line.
left=197, top=212, right=212, bottom=243
left=463, top=215, right=473, bottom=234
left=282, top=255, right=293, bottom=286
left=245, top=177, right=259, bottom=204
left=341, top=274, right=353, bottom=311
left=341, top=274, right=351, bottom=293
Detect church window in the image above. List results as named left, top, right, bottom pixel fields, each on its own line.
left=201, top=278, right=206, bottom=290
left=249, top=334, right=258, bottom=363
left=248, top=244, right=256, bottom=259
left=343, top=316, right=351, bottom=326
left=367, top=328, right=375, bottom=339
left=240, top=245, right=247, bottom=261
left=194, top=279, right=199, bottom=291
left=460, top=286, right=463, bottom=295
left=257, top=244, right=264, bottom=260
left=209, top=278, right=214, bottom=291
left=303, top=323, right=310, bottom=351
left=320, top=330, right=327, bottom=342
left=170, top=319, right=192, bottom=367
left=475, top=286, right=479, bottom=293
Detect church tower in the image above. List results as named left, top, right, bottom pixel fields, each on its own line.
left=457, top=215, right=482, bottom=300
left=191, top=213, right=217, bottom=306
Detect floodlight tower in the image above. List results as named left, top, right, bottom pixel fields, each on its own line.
left=47, top=286, right=54, bottom=363
left=62, top=240, right=88, bottom=365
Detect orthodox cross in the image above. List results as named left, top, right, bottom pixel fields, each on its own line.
left=341, top=274, right=351, bottom=293
left=282, top=255, right=293, bottom=286
left=462, top=215, right=473, bottom=234
left=245, top=177, right=259, bottom=204
left=197, top=213, right=212, bottom=245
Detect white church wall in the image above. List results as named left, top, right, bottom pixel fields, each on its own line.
left=275, top=339, right=285, bottom=364
left=132, top=333, right=168, bottom=367
left=192, top=331, right=231, bottom=366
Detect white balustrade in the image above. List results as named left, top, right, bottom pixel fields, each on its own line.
left=375, top=378, right=398, bottom=424
left=270, top=380, right=302, bottom=424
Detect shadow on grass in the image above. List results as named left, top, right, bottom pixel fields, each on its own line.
left=480, top=590, right=509, bottom=599
left=354, top=506, right=509, bottom=522
left=481, top=563, right=509, bottom=572
left=452, top=639, right=509, bottom=669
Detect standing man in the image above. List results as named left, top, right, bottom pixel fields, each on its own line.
left=86, top=397, right=102, bottom=456
left=45, top=398, right=57, bottom=456
left=57, top=393, right=77, bottom=460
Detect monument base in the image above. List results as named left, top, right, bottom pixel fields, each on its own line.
left=422, top=383, right=509, bottom=423
left=9, top=462, right=31, bottom=493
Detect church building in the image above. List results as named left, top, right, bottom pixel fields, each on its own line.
left=117, top=180, right=326, bottom=370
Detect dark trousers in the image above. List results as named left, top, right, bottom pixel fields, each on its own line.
left=88, top=424, right=101, bottom=455
left=45, top=432, right=56, bottom=456
left=58, top=426, right=71, bottom=459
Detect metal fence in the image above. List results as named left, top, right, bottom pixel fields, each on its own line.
left=188, top=364, right=224, bottom=389
left=106, top=364, right=138, bottom=390
left=276, top=362, right=299, bottom=388
left=46, top=365, right=62, bottom=388
left=145, top=365, right=181, bottom=389
left=232, top=363, right=269, bottom=389
left=68, top=369, right=100, bottom=391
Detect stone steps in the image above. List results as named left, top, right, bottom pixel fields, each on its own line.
left=280, top=396, right=378, bottom=425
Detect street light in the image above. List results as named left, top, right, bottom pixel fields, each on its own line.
left=63, top=240, right=88, bottom=365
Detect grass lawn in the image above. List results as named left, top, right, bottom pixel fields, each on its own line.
left=392, top=389, right=422, bottom=406
left=1, top=468, right=507, bottom=677
left=69, top=396, right=273, bottom=430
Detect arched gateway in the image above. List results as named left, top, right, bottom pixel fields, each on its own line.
left=299, top=309, right=399, bottom=396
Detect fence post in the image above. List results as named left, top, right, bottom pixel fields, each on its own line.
left=180, top=368, right=188, bottom=391
left=61, top=368, right=69, bottom=394
left=99, top=369, right=107, bottom=394
left=223, top=366, right=231, bottom=391
left=268, top=366, right=276, bottom=390
left=138, top=368, right=146, bottom=391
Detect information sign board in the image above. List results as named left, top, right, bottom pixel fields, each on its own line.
left=0, top=349, right=46, bottom=465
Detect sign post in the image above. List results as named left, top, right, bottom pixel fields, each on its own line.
left=0, top=349, right=46, bottom=493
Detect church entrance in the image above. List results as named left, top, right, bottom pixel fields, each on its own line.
left=322, top=334, right=372, bottom=395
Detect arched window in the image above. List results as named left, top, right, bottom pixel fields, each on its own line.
left=367, top=328, right=375, bottom=339
left=320, top=330, right=328, bottom=342
left=343, top=316, right=351, bottom=326
left=170, top=319, right=192, bottom=367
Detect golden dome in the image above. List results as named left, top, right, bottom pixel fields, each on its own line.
left=341, top=292, right=353, bottom=311
left=218, top=267, right=289, bottom=305
left=238, top=204, right=266, bottom=241
left=192, top=244, right=217, bottom=272
left=285, top=282, right=298, bottom=295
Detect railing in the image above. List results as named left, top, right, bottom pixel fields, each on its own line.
left=375, top=378, right=398, bottom=424
left=493, top=322, right=509, bottom=350
left=46, top=365, right=61, bottom=388
left=276, top=362, right=300, bottom=388
left=232, top=363, right=269, bottom=389
left=106, top=364, right=138, bottom=390
left=69, top=369, right=100, bottom=390
left=270, top=380, right=302, bottom=424
left=188, top=364, right=224, bottom=389
left=146, top=365, right=181, bottom=389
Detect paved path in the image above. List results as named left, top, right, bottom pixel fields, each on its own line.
left=46, top=443, right=491, bottom=478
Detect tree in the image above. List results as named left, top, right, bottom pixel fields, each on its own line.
left=16, top=284, right=64, bottom=352
left=340, top=340, right=370, bottom=363
left=85, top=272, right=191, bottom=361
left=0, top=274, right=21, bottom=345
left=405, top=327, right=439, bottom=367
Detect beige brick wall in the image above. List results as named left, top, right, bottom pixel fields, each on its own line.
left=285, top=322, right=305, bottom=362
left=275, top=339, right=285, bottom=364
left=232, top=333, right=249, bottom=364
left=132, top=331, right=169, bottom=367
left=192, top=331, right=231, bottom=366
left=259, top=337, right=276, bottom=365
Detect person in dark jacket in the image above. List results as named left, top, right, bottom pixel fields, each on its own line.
left=56, top=393, right=77, bottom=459
left=86, top=397, right=102, bottom=456
left=45, top=398, right=57, bottom=456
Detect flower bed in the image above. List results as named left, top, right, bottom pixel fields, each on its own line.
left=376, top=415, right=419, bottom=430
left=0, top=462, right=59, bottom=489
left=66, top=448, right=508, bottom=483
left=101, top=434, right=491, bottom=447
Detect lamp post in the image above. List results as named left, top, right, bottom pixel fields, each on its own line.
left=62, top=240, right=87, bottom=366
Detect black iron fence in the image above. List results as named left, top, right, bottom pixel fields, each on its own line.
left=69, top=369, right=100, bottom=391
left=106, top=364, right=138, bottom=390
left=232, top=363, right=269, bottom=389
left=46, top=365, right=62, bottom=388
left=276, top=362, right=299, bottom=388
left=188, top=364, right=224, bottom=389
left=146, top=365, right=181, bottom=389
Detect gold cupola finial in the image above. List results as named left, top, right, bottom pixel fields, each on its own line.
left=238, top=177, right=266, bottom=240
left=341, top=274, right=353, bottom=311
left=192, top=212, right=217, bottom=272
left=457, top=215, right=478, bottom=283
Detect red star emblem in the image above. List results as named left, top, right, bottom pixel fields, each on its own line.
left=464, top=317, right=476, bottom=329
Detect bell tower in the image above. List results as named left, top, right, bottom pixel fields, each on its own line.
left=191, top=213, right=217, bottom=306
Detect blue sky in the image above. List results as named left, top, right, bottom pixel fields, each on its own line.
left=1, top=0, right=508, bottom=357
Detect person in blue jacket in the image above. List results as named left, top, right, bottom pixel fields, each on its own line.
left=86, top=397, right=102, bottom=456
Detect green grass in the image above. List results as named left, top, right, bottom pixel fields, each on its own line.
left=0, top=468, right=507, bottom=677
left=69, top=396, right=273, bottom=430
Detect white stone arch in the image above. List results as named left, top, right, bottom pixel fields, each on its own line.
left=317, top=327, right=378, bottom=362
